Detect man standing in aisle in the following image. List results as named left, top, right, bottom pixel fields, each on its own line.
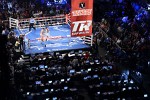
left=29, top=16, right=36, bottom=31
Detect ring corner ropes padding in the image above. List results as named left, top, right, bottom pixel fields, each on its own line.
left=71, top=0, right=93, bottom=37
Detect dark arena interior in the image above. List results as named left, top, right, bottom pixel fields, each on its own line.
left=0, top=0, right=150, bottom=100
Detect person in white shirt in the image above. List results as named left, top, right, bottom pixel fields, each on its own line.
left=29, top=17, right=36, bottom=31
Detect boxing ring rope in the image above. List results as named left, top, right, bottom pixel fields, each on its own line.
left=9, top=17, right=19, bottom=29
left=19, top=14, right=66, bottom=29
left=9, top=14, right=93, bottom=50
left=66, top=13, right=71, bottom=27
left=81, top=36, right=93, bottom=46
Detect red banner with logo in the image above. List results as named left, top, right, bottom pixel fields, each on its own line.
left=71, top=0, right=93, bottom=37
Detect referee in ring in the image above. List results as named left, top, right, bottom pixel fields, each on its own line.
left=29, top=16, right=36, bottom=31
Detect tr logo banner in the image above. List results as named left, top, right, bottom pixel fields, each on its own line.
left=71, top=0, right=93, bottom=37
left=72, top=20, right=92, bottom=32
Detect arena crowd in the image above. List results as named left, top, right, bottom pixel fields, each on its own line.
left=0, top=0, right=150, bottom=100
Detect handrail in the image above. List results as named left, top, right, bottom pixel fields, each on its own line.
left=98, top=23, right=126, bottom=54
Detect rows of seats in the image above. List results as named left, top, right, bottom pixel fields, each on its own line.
left=14, top=50, right=148, bottom=100
left=15, top=50, right=93, bottom=100
left=82, top=66, right=147, bottom=100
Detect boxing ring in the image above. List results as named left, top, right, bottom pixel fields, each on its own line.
left=9, top=14, right=93, bottom=54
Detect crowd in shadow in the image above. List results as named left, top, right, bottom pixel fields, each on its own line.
left=0, top=0, right=150, bottom=100
left=14, top=50, right=148, bottom=100
left=93, top=0, right=150, bottom=73
left=0, top=0, right=69, bottom=20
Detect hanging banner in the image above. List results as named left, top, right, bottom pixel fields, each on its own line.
left=71, top=0, right=93, bottom=37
